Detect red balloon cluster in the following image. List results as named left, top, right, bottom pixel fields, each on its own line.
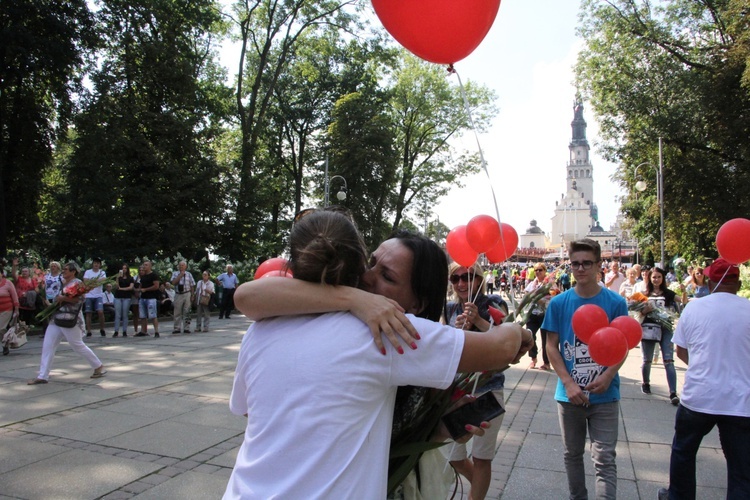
left=446, top=216, right=518, bottom=267
left=572, top=305, right=642, bottom=366
left=716, top=218, right=750, bottom=264
left=371, top=0, right=502, bottom=66
left=254, top=257, right=293, bottom=280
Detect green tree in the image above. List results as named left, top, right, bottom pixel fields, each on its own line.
left=576, top=0, right=750, bottom=263
left=54, top=0, right=232, bottom=262
left=0, top=0, right=97, bottom=256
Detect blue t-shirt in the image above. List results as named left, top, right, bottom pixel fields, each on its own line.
left=541, top=287, right=628, bottom=404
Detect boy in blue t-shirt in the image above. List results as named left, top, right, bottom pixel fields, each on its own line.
left=542, top=239, right=628, bottom=500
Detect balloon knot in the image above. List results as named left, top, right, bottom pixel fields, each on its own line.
left=446, top=64, right=456, bottom=74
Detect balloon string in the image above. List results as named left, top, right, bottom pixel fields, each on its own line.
left=709, top=265, right=733, bottom=293
left=451, top=68, right=509, bottom=258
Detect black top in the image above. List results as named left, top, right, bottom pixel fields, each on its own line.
left=139, top=272, right=160, bottom=299
left=115, top=275, right=134, bottom=299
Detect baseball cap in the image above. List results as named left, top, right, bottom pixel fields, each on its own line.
left=703, top=258, right=740, bottom=282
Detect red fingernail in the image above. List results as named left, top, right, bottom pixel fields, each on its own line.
left=397, top=346, right=404, bottom=355
left=414, top=333, right=421, bottom=340
left=380, top=347, right=387, bottom=355
left=465, top=424, right=473, bottom=431
left=410, top=342, right=418, bottom=350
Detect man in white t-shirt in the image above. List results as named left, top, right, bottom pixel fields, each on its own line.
left=604, top=261, right=626, bottom=293
left=658, top=258, right=750, bottom=500
left=83, top=257, right=107, bottom=337
left=170, top=261, right=196, bottom=334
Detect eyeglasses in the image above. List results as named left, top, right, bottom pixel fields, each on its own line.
left=570, top=260, right=595, bottom=270
left=450, top=273, right=477, bottom=284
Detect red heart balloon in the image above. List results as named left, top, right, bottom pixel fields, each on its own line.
left=467, top=214, right=501, bottom=254
left=588, top=327, right=629, bottom=367
left=488, top=305, right=505, bottom=324
left=610, top=315, right=642, bottom=350
left=254, top=257, right=289, bottom=280
left=485, top=223, right=519, bottom=263
left=572, top=304, right=609, bottom=344
left=446, top=225, right=478, bottom=268
left=716, top=218, right=750, bottom=264
left=371, top=0, right=502, bottom=65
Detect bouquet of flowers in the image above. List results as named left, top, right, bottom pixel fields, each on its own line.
left=627, top=292, right=677, bottom=331
left=387, top=283, right=551, bottom=494
left=35, top=277, right=116, bottom=323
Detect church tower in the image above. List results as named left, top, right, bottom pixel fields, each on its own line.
left=550, top=97, right=598, bottom=247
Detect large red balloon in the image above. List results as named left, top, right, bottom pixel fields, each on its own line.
left=259, top=269, right=294, bottom=279
left=588, top=327, right=629, bottom=366
left=716, top=218, right=750, bottom=264
left=485, top=223, right=519, bottom=263
left=572, top=304, right=609, bottom=344
left=466, top=215, right=501, bottom=254
left=446, top=225, right=478, bottom=268
left=610, top=315, right=642, bottom=350
left=254, top=257, right=289, bottom=280
left=371, top=0, right=502, bottom=65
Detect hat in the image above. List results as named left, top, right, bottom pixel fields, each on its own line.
left=703, top=258, right=739, bottom=282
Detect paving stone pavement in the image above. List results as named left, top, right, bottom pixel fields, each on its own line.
left=0, top=316, right=729, bottom=499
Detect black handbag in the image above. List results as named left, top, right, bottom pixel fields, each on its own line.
left=53, top=302, right=82, bottom=328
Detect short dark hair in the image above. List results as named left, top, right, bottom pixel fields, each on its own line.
left=390, top=230, right=448, bottom=322
left=65, top=261, right=80, bottom=276
left=568, top=238, right=601, bottom=262
left=289, top=211, right=367, bottom=287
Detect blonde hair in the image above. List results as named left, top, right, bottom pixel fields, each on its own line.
left=448, top=262, right=487, bottom=301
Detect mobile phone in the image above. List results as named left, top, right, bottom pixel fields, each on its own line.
left=441, top=391, right=505, bottom=440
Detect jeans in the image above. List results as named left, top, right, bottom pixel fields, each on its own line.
left=640, top=328, right=677, bottom=394
left=558, top=401, right=619, bottom=500
left=113, top=298, right=131, bottom=333
left=668, top=405, right=750, bottom=499
left=220, top=288, right=236, bottom=318
left=527, top=314, right=548, bottom=364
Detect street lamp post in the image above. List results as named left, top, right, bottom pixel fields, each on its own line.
left=323, top=155, right=347, bottom=207
left=633, top=137, right=665, bottom=267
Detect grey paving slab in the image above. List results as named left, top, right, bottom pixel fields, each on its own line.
left=99, top=420, right=239, bottom=459
left=170, top=402, right=247, bottom=431
left=132, top=470, right=229, bottom=500
left=0, top=448, right=160, bottom=500
left=207, top=448, right=239, bottom=468
left=21, top=408, right=161, bottom=443
left=0, top=436, right=69, bottom=474
left=166, top=375, right=234, bottom=399
left=100, top=393, right=205, bottom=419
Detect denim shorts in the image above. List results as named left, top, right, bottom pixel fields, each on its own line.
left=84, top=297, right=104, bottom=313
left=139, top=298, right=158, bottom=319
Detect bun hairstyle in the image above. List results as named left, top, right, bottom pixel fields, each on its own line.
left=289, top=210, right=367, bottom=288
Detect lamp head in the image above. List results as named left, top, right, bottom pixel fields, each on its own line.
left=336, top=190, right=347, bottom=201
left=635, top=180, right=647, bottom=192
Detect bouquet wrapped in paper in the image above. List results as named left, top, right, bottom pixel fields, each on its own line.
left=35, top=276, right=116, bottom=323
left=627, top=292, right=677, bottom=331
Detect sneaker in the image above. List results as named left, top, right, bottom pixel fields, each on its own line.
left=641, top=384, right=651, bottom=394
left=226, top=316, right=231, bottom=320
left=172, top=330, right=181, bottom=334
left=100, top=329, right=106, bottom=337
left=154, top=332, right=160, bottom=338
left=657, top=487, right=669, bottom=500
left=123, top=332, right=128, bottom=337
left=113, top=332, right=119, bottom=337
left=135, top=332, right=148, bottom=337
left=86, top=331, right=92, bottom=337
left=184, top=329, right=191, bottom=334
left=202, top=328, right=208, bottom=333
left=670, top=393, right=680, bottom=406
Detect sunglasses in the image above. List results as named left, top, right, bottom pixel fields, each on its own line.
left=450, top=273, right=477, bottom=284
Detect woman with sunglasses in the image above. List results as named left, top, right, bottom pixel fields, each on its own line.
left=686, top=266, right=709, bottom=299
left=228, top=213, right=532, bottom=499
left=639, top=267, right=687, bottom=404
left=443, top=261, right=509, bottom=500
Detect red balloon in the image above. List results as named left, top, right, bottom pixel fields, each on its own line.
left=716, top=218, right=750, bottom=264
left=259, top=269, right=294, bottom=279
left=572, top=304, right=609, bottom=344
left=446, top=225, right=478, bottom=268
left=488, top=305, right=505, bottom=324
left=610, top=315, right=642, bottom=350
left=254, top=257, right=289, bottom=280
left=371, top=0, right=502, bottom=65
left=466, top=215, right=501, bottom=254
left=588, top=327, right=629, bottom=366
left=485, top=223, right=519, bottom=263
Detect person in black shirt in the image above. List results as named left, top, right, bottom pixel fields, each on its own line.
left=136, top=261, right=161, bottom=337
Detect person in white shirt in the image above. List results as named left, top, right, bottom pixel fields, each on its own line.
left=83, top=257, right=107, bottom=337
left=102, top=283, right=115, bottom=321
left=194, top=271, right=215, bottom=332
left=226, top=211, right=532, bottom=499
left=170, top=261, right=196, bottom=334
left=605, top=260, right=626, bottom=293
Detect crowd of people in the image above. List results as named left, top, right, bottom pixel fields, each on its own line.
left=2, top=226, right=747, bottom=499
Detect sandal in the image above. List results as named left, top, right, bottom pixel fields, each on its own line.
left=529, top=359, right=538, bottom=369
left=91, top=368, right=107, bottom=379
left=27, top=378, right=48, bottom=385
